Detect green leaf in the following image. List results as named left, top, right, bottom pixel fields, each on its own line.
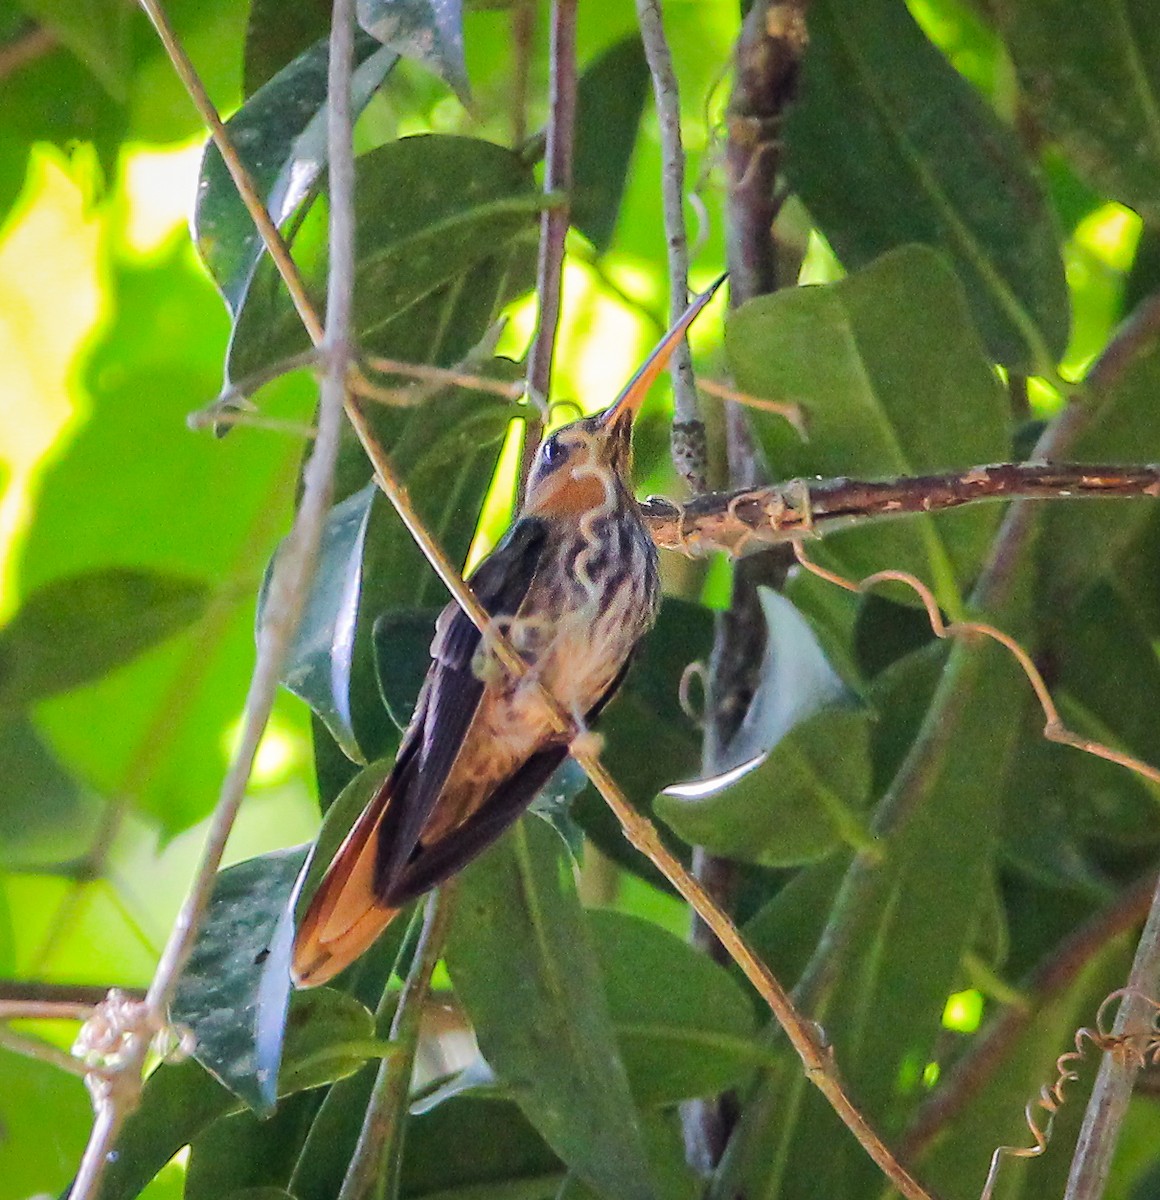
left=228, top=134, right=544, bottom=384
left=918, top=937, right=1132, bottom=1200
left=220, top=1191, right=296, bottom=1200
left=0, top=715, right=100, bottom=867
left=0, top=1048, right=92, bottom=1200
left=999, top=0, right=1160, bottom=224
left=786, top=0, right=1068, bottom=370
left=0, top=568, right=209, bottom=710
left=357, top=0, right=469, bottom=102
left=288, top=1067, right=376, bottom=1200
left=195, top=30, right=399, bottom=314
left=588, top=908, right=762, bottom=1105
left=399, top=1096, right=564, bottom=1199
left=715, top=609, right=1031, bottom=1199
left=0, top=38, right=125, bottom=226
left=242, top=0, right=329, bottom=94
left=727, top=245, right=1011, bottom=606
left=16, top=0, right=131, bottom=98
left=657, top=587, right=871, bottom=866
left=446, top=817, right=657, bottom=1200
left=373, top=606, right=439, bottom=730
left=273, top=482, right=383, bottom=764
left=557, top=1110, right=699, bottom=1200
left=573, top=35, right=651, bottom=252
left=1040, top=340, right=1160, bottom=611
left=186, top=1094, right=321, bottom=1200
left=19, top=248, right=299, bottom=837
left=173, top=846, right=309, bottom=1115
left=1054, top=583, right=1160, bottom=846
left=96, top=989, right=381, bottom=1200
left=740, top=851, right=851, bottom=994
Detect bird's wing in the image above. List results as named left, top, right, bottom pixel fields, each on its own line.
left=371, top=516, right=550, bottom=890
left=291, top=517, right=548, bottom=987
left=385, top=646, right=639, bottom=907
left=388, top=745, right=569, bottom=905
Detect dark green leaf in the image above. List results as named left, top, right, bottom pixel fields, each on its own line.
left=280, top=394, right=514, bottom=768
left=373, top=606, right=439, bottom=730
left=786, top=0, right=1068, bottom=369
left=96, top=989, right=380, bottom=1200
left=195, top=32, right=399, bottom=315
left=186, top=1094, right=321, bottom=1200
left=0, top=568, right=209, bottom=710
left=274, top=482, right=384, bottom=763
left=400, top=1096, right=564, bottom=1199
left=557, top=1110, right=699, bottom=1200
left=228, top=134, right=544, bottom=384
left=289, top=1067, right=376, bottom=1200
left=446, top=818, right=657, bottom=1200
left=0, top=39, right=125, bottom=226
left=573, top=35, right=651, bottom=252
left=357, top=0, right=468, bottom=101
left=727, top=245, right=1011, bottom=602
left=999, top=0, right=1160, bottom=224
left=1055, top=583, right=1160, bottom=846
left=1040, top=340, right=1160, bottom=611
left=588, top=908, right=762, bottom=1105
left=243, top=0, right=329, bottom=94
left=740, top=851, right=851, bottom=995
left=657, top=587, right=871, bottom=866
left=918, top=938, right=1131, bottom=1200
left=716, top=617, right=1031, bottom=1199
left=0, top=715, right=100, bottom=867
left=220, top=1191, right=296, bottom=1200
left=173, top=847, right=309, bottom=1115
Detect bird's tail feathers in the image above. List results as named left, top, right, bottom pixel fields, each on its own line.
left=291, top=781, right=399, bottom=988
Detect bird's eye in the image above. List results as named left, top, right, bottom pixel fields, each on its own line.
left=540, top=437, right=562, bottom=467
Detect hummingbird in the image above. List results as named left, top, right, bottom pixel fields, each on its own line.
left=292, top=278, right=724, bottom=987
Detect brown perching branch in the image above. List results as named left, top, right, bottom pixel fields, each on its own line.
left=641, top=462, right=1160, bottom=557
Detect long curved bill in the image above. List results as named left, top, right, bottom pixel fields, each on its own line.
left=599, top=273, right=728, bottom=428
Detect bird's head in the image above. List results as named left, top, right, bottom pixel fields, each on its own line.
left=523, top=275, right=725, bottom=520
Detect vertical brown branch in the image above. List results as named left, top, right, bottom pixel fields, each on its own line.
left=520, top=0, right=578, bottom=495
left=684, top=0, right=811, bottom=1173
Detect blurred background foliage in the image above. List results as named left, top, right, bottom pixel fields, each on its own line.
left=2, top=0, right=1160, bottom=1198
